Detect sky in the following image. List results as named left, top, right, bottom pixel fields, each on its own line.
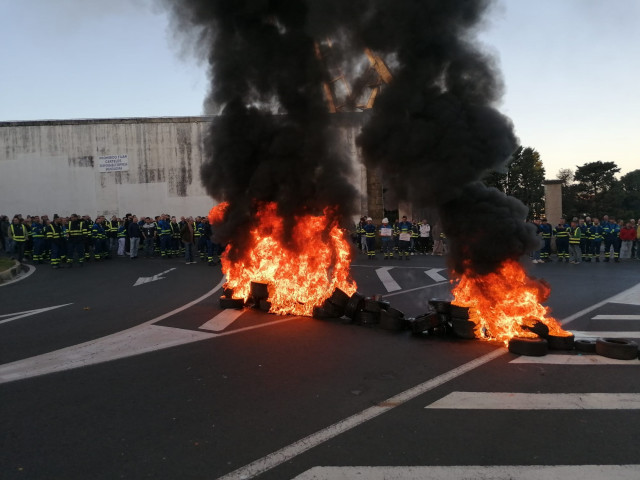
left=0, top=0, right=638, bottom=179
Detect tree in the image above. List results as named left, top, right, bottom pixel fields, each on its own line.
left=556, top=168, right=574, bottom=186
left=573, top=161, right=620, bottom=216
left=620, top=169, right=640, bottom=220
left=483, top=146, right=546, bottom=219
left=506, top=147, right=546, bottom=218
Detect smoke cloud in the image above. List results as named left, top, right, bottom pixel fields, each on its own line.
left=162, top=0, right=537, bottom=272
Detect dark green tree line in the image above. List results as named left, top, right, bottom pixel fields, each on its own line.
left=485, top=150, right=639, bottom=221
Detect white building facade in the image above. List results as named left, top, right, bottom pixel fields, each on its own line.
left=0, top=115, right=369, bottom=220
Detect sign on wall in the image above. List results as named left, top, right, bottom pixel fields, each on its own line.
left=98, top=154, right=129, bottom=172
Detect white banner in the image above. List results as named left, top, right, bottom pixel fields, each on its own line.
left=98, top=154, right=129, bottom=172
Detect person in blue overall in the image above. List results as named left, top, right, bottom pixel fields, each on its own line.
left=397, top=215, right=413, bottom=260
left=362, top=217, right=377, bottom=259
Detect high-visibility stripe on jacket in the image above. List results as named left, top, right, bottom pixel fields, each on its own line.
left=10, top=224, right=27, bottom=242
left=569, top=227, right=581, bottom=245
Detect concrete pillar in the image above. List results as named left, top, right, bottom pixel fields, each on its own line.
left=366, top=169, right=384, bottom=224
left=544, top=180, right=563, bottom=226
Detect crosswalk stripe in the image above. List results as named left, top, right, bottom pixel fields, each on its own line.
left=561, top=282, right=640, bottom=326
left=199, top=309, right=245, bottom=332
left=425, top=392, right=640, bottom=409
left=609, top=282, right=640, bottom=305
left=592, top=315, right=640, bottom=320
left=375, top=267, right=402, bottom=292
left=510, top=354, right=640, bottom=365
left=293, top=465, right=640, bottom=480
left=570, top=331, right=640, bottom=339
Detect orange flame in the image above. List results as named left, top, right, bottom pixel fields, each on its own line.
left=451, top=259, right=570, bottom=345
left=221, top=202, right=356, bottom=316
left=208, top=202, right=230, bottom=224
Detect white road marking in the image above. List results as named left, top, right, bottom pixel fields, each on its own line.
left=0, top=278, right=226, bottom=384
left=199, top=308, right=246, bottom=332
left=609, top=282, right=640, bottom=306
left=0, top=279, right=302, bottom=385
left=375, top=266, right=401, bottom=292
left=133, top=267, right=176, bottom=286
left=424, top=268, right=446, bottom=282
left=382, top=281, right=449, bottom=299
left=216, top=348, right=506, bottom=480
left=570, top=331, right=640, bottom=339
left=592, top=315, right=640, bottom=320
left=0, top=303, right=73, bottom=325
left=510, top=354, right=640, bottom=365
left=561, top=282, right=640, bottom=325
left=425, top=392, right=640, bottom=410
left=293, top=465, right=640, bottom=480
left=0, top=263, right=36, bottom=287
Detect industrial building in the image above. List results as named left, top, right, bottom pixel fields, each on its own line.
left=0, top=114, right=377, bottom=220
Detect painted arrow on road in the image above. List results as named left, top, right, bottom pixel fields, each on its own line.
left=425, top=268, right=447, bottom=282
left=133, top=268, right=177, bottom=286
left=0, top=303, right=73, bottom=325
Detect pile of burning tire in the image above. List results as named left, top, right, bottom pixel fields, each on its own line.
left=313, top=289, right=480, bottom=339
left=509, top=322, right=640, bottom=360
left=221, top=284, right=640, bottom=361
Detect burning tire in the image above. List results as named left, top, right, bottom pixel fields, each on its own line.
left=449, top=305, right=470, bottom=320
left=323, top=300, right=346, bottom=318
left=575, top=339, right=597, bottom=353
left=428, top=298, right=451, bottom=314
left=508, top=337, right=549, bottom=356
left=595, top=338, right=639, bottom=360
left=250, top=281, right=269, bottom=300
left=409, top=312, right=443, bottom=335
left=259, top=299, right=272, bottom=312
left=328, top=288, right=350, bottom=308
left=547, top=334, right=575, bottom=350
left=523, top=321, right=550, bottom=339
left=450, top=319, right=476, bottom=339
left=219, top=297, right=244, bottom=309
left=344, top=292, right=365, bottom=320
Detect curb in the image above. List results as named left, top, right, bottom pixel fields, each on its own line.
left=0, top=259, right=24, bottom=284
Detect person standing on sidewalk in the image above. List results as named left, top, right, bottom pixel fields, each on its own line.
left=181, top=216, right=195, bottom=264
left=127, top=216, right=142, bottom=259
left=9, top=216, right=28, bottom=263
left=568, top=219, right=582, bottom=264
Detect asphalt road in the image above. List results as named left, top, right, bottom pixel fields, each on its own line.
left=1, top=251, right=639, bottom=479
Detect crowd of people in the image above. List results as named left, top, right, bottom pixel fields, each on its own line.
left=0, top=213, right=224, bottom=268
left=530, top=215, right=639, bottom=264
left=352, top=213, right=639, bottom=266
left=3, top=211, right=638, bottom=270
left=353, top=216, right=446, bottom=260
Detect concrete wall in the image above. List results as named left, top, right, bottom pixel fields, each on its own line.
left=0, top=115, right=368, bottom=220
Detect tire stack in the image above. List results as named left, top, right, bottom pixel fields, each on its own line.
left=313, top=289, right=406, bottom=332
left=448, top=305, right=476, bottom=340
left=219, top=288, right=244, bottom=309
left=406, top=309, right=444, bottom=336
left=249, top=281, right=271, bottom=312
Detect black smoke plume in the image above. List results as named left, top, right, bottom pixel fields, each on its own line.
left=163, top=0, right=537, bottom=272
